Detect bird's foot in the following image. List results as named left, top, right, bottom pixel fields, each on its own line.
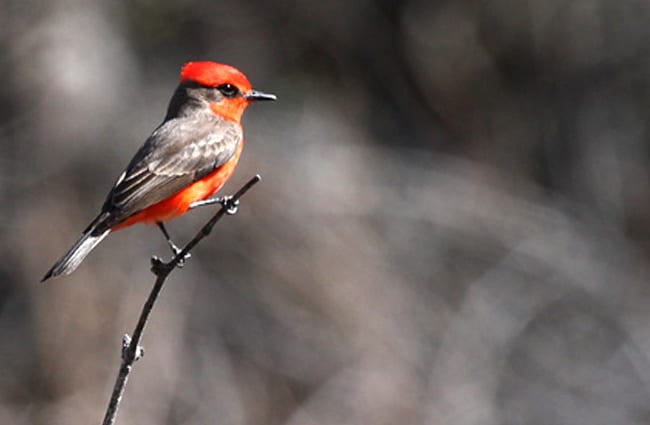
left=220, top=196, right=240, bottom=215
left=169, top=244, right=191, bottom=268
left=189, top=195, right=238, bottom=214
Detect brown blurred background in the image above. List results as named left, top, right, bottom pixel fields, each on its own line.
left=2, top=0, right=650, bottom=424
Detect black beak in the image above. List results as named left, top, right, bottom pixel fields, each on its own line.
left=243, top=90, right=277, bottom=101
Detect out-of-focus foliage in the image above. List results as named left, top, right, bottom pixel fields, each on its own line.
left=1, top=0, right=650, bottom=424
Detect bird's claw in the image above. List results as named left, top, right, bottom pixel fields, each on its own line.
left=221, top=196, right=240, bottom=215
left=171, top=246, right=191, bottom=268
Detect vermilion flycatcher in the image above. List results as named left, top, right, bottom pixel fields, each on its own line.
left=42, top=61, right=276, bottom=281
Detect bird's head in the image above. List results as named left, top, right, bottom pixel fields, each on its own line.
left=177, top=61, right=276, bottom=123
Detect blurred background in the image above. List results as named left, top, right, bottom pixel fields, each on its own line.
left=2, top=0, right=650, bottom=424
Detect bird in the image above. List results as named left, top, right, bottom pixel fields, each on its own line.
left=42, top=61, right=276, bottom=282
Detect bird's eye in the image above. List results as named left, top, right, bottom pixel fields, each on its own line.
left=217, top=83, right=239, bottom=98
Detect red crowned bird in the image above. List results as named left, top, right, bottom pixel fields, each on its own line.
left=42, top=61, right=276, bottom=281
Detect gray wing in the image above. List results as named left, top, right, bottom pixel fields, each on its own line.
left=100, top=115, right=242, bottom=225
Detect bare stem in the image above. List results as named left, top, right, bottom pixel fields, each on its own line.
left=101, top=175, right=261, bottom=425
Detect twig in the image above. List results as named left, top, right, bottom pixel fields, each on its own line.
left=101, top=174, right=261, bottom=425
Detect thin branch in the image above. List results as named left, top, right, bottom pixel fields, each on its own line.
left=101, top=174, right=261, bottom=425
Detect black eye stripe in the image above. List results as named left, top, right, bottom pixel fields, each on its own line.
left=217, top=83, right=239, bottom=98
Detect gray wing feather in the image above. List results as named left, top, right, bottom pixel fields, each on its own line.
left=102, top=116, right=241, bottom=223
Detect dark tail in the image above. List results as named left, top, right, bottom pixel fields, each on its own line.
left=42, top=219, right=111, bottom=282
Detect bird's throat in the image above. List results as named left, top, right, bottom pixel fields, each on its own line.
left=210, top=100, right=247, bottom=123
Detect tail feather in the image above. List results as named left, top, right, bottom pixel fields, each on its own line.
left=42, top=227, right=111, bottom=282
